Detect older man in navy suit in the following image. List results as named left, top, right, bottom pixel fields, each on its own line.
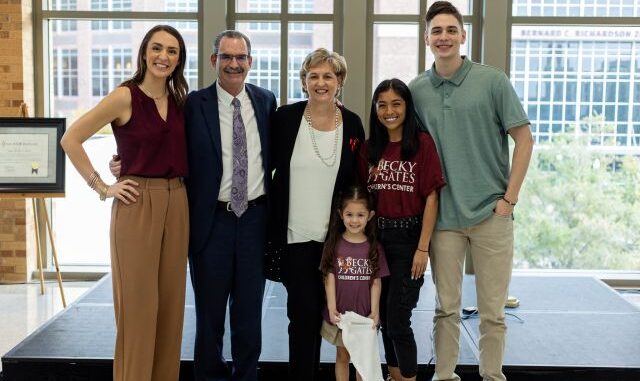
left=185, top=30, right=277, bottom=381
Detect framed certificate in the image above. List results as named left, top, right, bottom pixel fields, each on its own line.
left=0, top=118, right=66, bottom=196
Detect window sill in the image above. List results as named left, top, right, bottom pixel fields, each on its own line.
left=512, top=269, right=640, bottom=288
left=33, top=267, right=640, bottom=287
left=35, top=265, right=109, bottom=282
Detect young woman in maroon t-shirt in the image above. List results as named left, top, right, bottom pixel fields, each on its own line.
left=357, top=78, right=446, bottom=381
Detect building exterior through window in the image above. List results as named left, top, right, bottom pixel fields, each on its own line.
left=43, top=0, right=640, bottom=270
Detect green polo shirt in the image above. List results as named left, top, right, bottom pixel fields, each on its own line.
left=409, top=57, right=529, bottom=230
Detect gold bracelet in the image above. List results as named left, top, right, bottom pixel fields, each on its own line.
left=87, top=170, right=100, bottom=189
left=94, top=178, right=108, bottom=201
left=98, top=184, right=108, bottom=201
left=89, top=173, right=108, bottom=201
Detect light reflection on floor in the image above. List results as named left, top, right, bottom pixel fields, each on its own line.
left=0, top=280, right=96, bottom=372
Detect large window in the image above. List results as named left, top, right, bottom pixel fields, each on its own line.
left=40, top=3, right=199, bottom=266
left=288, top=48, right=310, bottom=101
left=111, top=48, right=133, bottom=89
left=370, top=0, right=479, bottom=94
left=511, top=26, right=640, bottom=150
left=89, top=48, right=133, bottom=99
left=48, top=19, right=197, bottom=119
left=32, top=1, right=640, bottom=273
left=52, top=48, right=78, bottom=97
left=91, top=0, right=132, bottom=30
left=510, top=0, right=640, bottom=271
left=232, top=0, right=338, bottom=105
left=186, top=54, right=198, bottom=91
left=45, top=0, right=196, bottom=12
left=91, top=49, right=109, bottom=96
left=51, top=0, right=77, bottom=32
left=166, top=0, right=198, bottom=30
left=245, top=46, right=282, bottom=99
left=512, top=0, right=640, bottom=17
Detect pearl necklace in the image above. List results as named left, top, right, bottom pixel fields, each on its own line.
left=139, top=83, right=167, bottom=101
left=304, top=104, right=341, bottom=167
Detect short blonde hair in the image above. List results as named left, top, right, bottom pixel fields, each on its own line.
left=299, top=48, right=348, bottom=97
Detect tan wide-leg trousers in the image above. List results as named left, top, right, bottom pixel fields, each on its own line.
left=110, top=176, right=189, bottom=381
left=430, top=213, right=514, bottom=381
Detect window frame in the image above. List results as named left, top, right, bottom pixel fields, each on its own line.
left=504, top=0, right=640, bottom=273
left=507, top=2, right=640, bottom=151
left=366, top=0, right=483, bottom=98
left=33, top=0, right=200, bottom=117
left=29, top=0, right=640, bottom=278
left=227, top=0, right=344, bottom=106
left=52, top=48, right=78, bottom=97
left=32, top=0, right=202, bottom=268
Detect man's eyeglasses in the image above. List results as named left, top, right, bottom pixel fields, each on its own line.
left=217, top=54, right=250, bottom=63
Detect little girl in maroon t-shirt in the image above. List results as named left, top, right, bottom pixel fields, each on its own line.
left=320, top=185, right=390, bottom=381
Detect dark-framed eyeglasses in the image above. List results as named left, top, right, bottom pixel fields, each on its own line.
left=217, top=54, right=250, bottom=63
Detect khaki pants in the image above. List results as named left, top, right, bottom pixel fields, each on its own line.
left=430, top=213, right=513, bottom=381
left=110, top=176, right=189, bottom=381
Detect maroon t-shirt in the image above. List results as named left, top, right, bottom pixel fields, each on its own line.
left=322, top=238, right=390, bottom=323
left=112, top=84, right=188, bottom=178
left=357, top=132, right=445, bottom=218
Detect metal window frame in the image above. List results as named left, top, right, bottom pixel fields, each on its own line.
left=507, top=0, right=640, bottom=145
left=504, top=0, right=640, bottom=277
left=506, top=1, right=640, bottom=74
left=227, top=0, right=344, bottom=106
left=365, top=0, right=483, bottom=100
left=30, top=0, right=640, bottom=278
left=33, top=0, right=200, bottom=117
left=31, top=0, right=203, bottom=268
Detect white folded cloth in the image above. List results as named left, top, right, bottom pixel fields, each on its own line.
left=337, top=311, right=384, bottom=381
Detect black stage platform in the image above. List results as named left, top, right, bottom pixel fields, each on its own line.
left=2, top=274, right=640, bottom=380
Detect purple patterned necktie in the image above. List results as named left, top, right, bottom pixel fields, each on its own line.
left=230, top=97, right=248, bottom=217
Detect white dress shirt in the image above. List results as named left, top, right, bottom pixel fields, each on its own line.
left=216, top=81, right=265, bottom=202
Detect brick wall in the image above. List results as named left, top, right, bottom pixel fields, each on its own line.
left=0, top=0, right=36, bottom=283
left=0, top=0, right=28, bottom=115
left=0, top=200, right=28, bottom=282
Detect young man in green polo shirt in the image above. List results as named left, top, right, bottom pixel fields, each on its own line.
left=408, top=2, right=534, bottom=381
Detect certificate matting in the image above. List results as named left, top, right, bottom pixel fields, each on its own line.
left=0, top=118, right=66, bottom=195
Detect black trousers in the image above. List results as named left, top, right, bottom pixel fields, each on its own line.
left=379, top=226, right=424, bottom=379
left=281, top=241, right=325, bottom=381
left=189, top=203, right=267, bottom=381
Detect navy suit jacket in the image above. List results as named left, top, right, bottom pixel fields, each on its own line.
left=184, top=82, right=277, bottom=255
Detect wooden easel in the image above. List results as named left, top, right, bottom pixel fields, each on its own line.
left=17, top=103, right=67, bottom=307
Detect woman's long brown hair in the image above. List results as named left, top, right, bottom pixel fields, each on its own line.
left=121, top=24, right=188, bottom=107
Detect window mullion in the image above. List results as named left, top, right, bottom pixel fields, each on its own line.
left=473, top=0, right=485, bottom=65
left=418, top=0, right=427, bottom=73
left=333, top=0, right=342, bottom=54
left=281, top=0, right=289, bottom=106
left=41, top=10, right=197, bottom=20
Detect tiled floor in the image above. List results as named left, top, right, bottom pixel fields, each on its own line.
left=0, top=280, right=96, bottom=372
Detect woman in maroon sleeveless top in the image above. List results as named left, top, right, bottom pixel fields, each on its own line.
left=61, top=25, right=189, bottom=381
